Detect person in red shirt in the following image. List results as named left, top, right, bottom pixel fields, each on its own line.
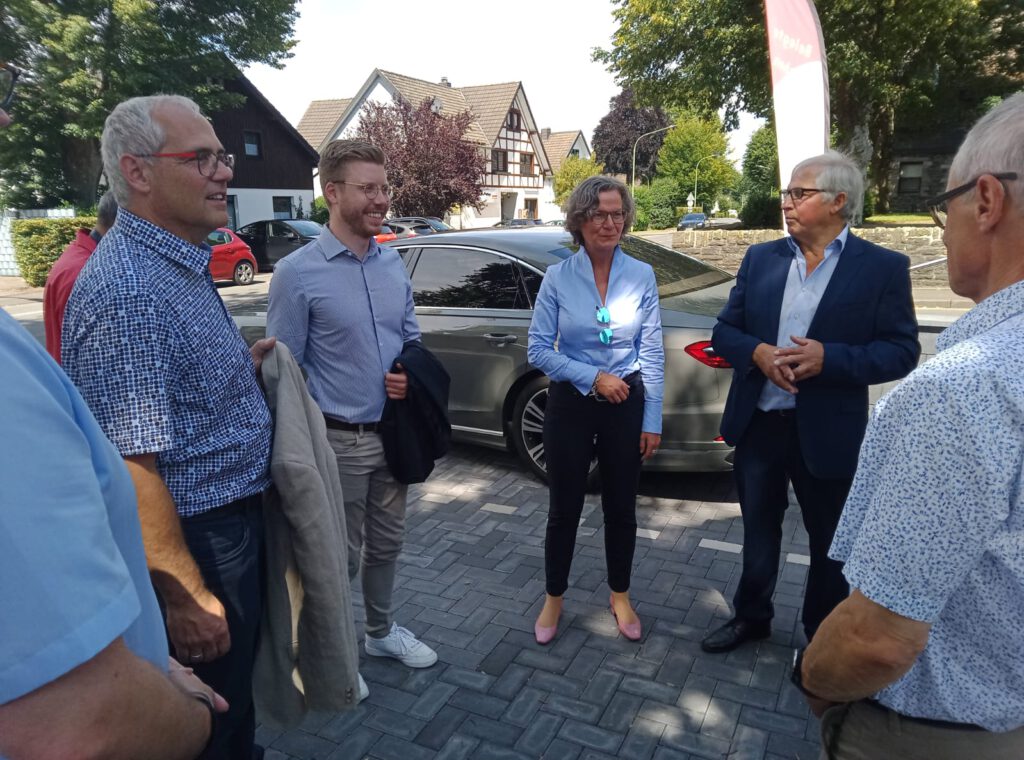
left=43, top=191, right=117, bottom=362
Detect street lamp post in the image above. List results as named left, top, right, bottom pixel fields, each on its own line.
left=631, top=125, right=675, bottom=188
left=693, top=153, right=724, bottom=212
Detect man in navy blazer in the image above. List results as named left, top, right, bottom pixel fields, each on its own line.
left=703, top=151, right=920, bottom=654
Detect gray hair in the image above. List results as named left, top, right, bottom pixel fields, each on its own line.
left=792, top=150, right=864, bottom=222
left=564, top=175, right=635, bottom=246
left=101, top=95, right=203, bottom=205
left=949, top=93, right=1024, bottom=210
left=95, top=190, right=118, bottom=231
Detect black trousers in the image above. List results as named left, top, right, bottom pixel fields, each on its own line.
left=178, top=493, right=265, bottom=760
left=543, top=375, right=644, bottom=596
left=732, top=410, right=850, bottom=640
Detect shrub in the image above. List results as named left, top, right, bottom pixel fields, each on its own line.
left=309, top=196, right=329, bottom=225
left=862, top=189, right=877, bottom=219
left=649, top=206, right=677, bottom=230
left=11, top=217, right=95, bottom=286
left=632, top=208, right=650, bottom=231
left=740, top=192, right=782, bottom=229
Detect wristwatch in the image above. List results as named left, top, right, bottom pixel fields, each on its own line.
left=589, top=371, right=602, bottom=397
left=790, top=647, right=822, bottom=699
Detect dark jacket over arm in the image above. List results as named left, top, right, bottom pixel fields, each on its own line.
left=712, top=234, right=920, bottom=478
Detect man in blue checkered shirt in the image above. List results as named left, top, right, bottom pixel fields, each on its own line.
left=63, top=95, right=276, bottom=760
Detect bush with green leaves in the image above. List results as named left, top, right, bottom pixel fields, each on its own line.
left=740, top=192, right=782, bottom=229
left=649, top=206, right=677, bottom=230
left=310, top=196, right=329, bottom=225
left=11, top=216, right=96, bottom=286
left=633, top=208, right=650, bottom=231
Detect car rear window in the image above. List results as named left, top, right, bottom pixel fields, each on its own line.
left=617, top=235, right=732, bottom=298
left=289, top=220, right=322, bottom=237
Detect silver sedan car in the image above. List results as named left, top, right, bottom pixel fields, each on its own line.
left=389, top=228, right=736, bottom=482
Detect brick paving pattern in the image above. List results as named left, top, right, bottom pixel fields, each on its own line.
left=258, top=445, right=822, bottom=760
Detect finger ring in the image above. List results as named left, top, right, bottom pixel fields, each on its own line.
left=189, top=653, right=203, bottom=662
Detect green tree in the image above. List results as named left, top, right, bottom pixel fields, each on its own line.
left=553, top=154, right=605, bottom=207
left=595, top=0, right=1023, bottom=211
left=740, top=124, right=779, bottom=197
left=0, top=0, right=299, bottom=208
left=591, top=88, right=671, bottom=184
left=655, top=113, right=734, bottom=211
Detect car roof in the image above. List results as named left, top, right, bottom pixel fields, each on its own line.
left=389, top=227, right=584, bottom=270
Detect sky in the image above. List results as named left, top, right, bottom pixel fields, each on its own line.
left=244, top=0, right=762, bottom=166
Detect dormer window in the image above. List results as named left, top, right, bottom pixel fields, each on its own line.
left=506, top=110, right=522, bottom=132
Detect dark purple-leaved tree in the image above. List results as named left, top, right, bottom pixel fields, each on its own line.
left=591, top=88, right=671, bottom=185
left=356, top=99, right=486, bottom=218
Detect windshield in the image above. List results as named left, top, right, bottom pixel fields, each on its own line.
left=618, top=235, right=732, bottom=298
left=289, top=220, right=322, bottom=237
left=428, top=219, right=453, bottom=231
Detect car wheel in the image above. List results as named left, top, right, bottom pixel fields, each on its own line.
left=233, top=260, right=255, bottom=286
left=510, top=375, right=600, bottom=490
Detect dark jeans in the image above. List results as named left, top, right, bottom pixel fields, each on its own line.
left=543, top=375, right=644, bottom=596
left=732, top=410, right=850, bottom=640
left=179, top=493, right=265, bottom=760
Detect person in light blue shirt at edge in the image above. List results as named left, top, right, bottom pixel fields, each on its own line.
left=797, top=93, right=1024, bottom=759
left=527, top=175, right=664, bottom=645
left=0, top=69, right=222, bottom=760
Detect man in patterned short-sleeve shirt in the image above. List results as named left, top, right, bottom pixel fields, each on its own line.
left=796, top=94, right=1024, bottom=758
left=63, top=95, right=275, bottom=760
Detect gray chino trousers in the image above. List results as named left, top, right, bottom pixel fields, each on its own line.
left=327, top=428, right=407, bottom=638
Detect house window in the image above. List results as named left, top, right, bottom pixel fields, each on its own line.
left=243, top=131, right=262, bottom=158
left=569, top=148, right=580, bottom=158
left=524, top=199, right=538, bottom=219
left=226, top=195, right=238, bottom=230
left=272, top=196, right=293, bottom=219
left=506, top=110, right=522, bottom=132
left=897, top=161, right=923, bottom=194
left=520, top=152, right=534, bottom=176
left=492, top=149, right=508, bottom=173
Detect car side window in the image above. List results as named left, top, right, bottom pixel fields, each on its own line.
left=412, top=248, right=526, bottom=309
left=206, top=231, right=228, bottom=246
left=270, top=223, right=292, bottom=238
left=518, top=265, right=544, bottom=306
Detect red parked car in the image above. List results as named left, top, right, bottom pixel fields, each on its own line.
left=206, top=228, right=258, bottom=285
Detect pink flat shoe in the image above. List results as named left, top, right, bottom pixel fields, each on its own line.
left=609, top=595, right=642, bottom=641
left=534, top=619, right=558, bottom=645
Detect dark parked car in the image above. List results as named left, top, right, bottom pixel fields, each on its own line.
left=206, top=228, right=258, bottom=286
left=493, top=218, right=543, bottom=228
left=386, top=216, right=453, bottom=234
left=677, top=212, right=708, bottom=230
left=236, top=219, right=322, bottom=271
left=232, top=229, right=736, bottom=483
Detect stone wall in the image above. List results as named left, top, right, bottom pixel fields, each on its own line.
left=668, top=226, right=948, bottom=284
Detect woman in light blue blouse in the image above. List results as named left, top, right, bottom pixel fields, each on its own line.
left=527, top=175, right=664, bottom=645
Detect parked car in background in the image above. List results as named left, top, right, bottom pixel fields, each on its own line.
left=206, top=228, right=258, bottom=286
left=493, top=218, right=543, bottom=228
left=387, top=216, right=453, bottom=234
left=677, top=212, right=708, bottom=230
left=236, top=219, right=322, bottom=271
left=543, top=219, right=565, bottom=227
left=375, top=224, right=398, bottom=244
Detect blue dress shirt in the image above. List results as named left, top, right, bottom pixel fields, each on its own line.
left=0, top=310, right=167, bottom=706
left=831, top=279, right=1024, bottom=731
left=266, top=227, right=421, bottom=423
left=527, top=246, right=664, bottom=433
left=62, top=209, right=272, bottom=517
left=758, top=226, right=849, bottom=410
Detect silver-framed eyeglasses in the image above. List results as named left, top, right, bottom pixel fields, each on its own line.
left=925, top=172, right=1018, bottom=229
left=334, top=181, right=391, bottom=199
left=588, top=210, right=626, bottom=225
left=136, top=149, right=235, bottom=178
left=779, top=187, right=823, bottom=203
left=1, top=63, right=20, bottom=111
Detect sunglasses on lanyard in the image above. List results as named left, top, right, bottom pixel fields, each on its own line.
left=596, top=305, right=613, bottom=345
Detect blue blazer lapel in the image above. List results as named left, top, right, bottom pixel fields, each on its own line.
left=808, top=232, right=867, bottom=336
left=760, top=238, right=793, bottom=343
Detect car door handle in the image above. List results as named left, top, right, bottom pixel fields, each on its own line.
left=484, top=333, right=518, bottom=346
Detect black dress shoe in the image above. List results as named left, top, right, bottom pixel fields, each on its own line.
left=700, top=618, right=771, bottom=653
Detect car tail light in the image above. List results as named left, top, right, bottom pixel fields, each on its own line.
left=684, top=341, right=731, bottom=368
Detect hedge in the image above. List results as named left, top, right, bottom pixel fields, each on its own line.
left=11, top=217, right=96, bottom=287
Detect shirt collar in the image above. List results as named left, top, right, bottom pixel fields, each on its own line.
left=785, top=224, right=850, bottom=260
left=937, top=279, right=1024, bottom=352
left=318, top=225, right=381, bottom=261
left=115, top=208, right=211, bottom=274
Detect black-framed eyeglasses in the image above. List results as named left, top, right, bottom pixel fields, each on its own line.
left=926, top=172, right=1018, bottom=229
left=588, top=209, right=626, bottom=225
left=1, top=63, right=20, bottom=111
left=780, top=187, right=823, bottom=203
left=136, top=150, right=235, bottom=178
left=332, top=180, right=391, bottom=199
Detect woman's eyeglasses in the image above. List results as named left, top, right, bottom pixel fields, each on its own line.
left=596, top=305, right=613, bottom=345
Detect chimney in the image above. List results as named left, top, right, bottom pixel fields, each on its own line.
left=541, top=127, right=551, bottom=140
left=440, top=76, right=451, bottom=87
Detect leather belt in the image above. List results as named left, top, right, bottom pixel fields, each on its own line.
left=324, top=416, right=379, bottom=433
left=864, top=699, right=985, bottom=732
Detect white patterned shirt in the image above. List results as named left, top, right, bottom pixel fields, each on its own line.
left=831, top=279, right=1024, bottom=731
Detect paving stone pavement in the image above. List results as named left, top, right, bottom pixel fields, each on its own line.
left=258, top=444, right=822, bottom=760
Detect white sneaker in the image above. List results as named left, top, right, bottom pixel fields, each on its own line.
left=357, top=672, right=369, bottom=703
left=364, top=623, right=438, bottom=668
